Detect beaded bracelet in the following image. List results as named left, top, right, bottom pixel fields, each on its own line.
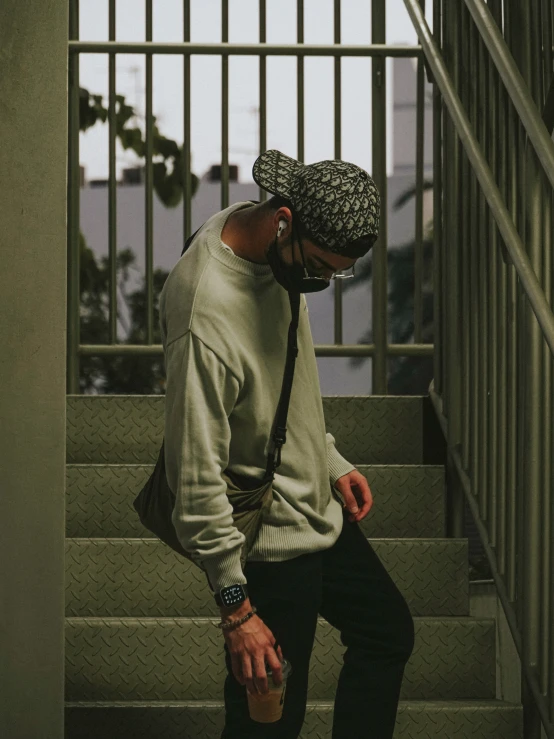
left=216, top=605, right=258, bottom=631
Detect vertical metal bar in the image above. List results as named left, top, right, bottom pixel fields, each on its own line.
left=460, top=1, right=470, bottom=473
left=522, top=148, right=545, bottom=739
left=334, top=0, right=343, bottom=345
left=537, top=0, right=552, bottom=692
left=507, top=132, right=518, bottom=605
left=297, top=0, right=304, bottom=162
left=67, top=0, right=80, bottom=394
left=414, top=0, right=425, bottom=345
left=441, top=0, right=453, bottom=410
left=371, top=0, right=388, bottom=394
left=440, top=0, right=448, bottom=403
left=469, top=13, right=479, bottom=498
left=515, top=52, right=527, bottom=639
left=504, top=0, right=517, bottom=609
left=529, top=0, right=543, bottom=108
left=334, top=0, right=341, bottom=161
left=545, top=178, right=554, bottom=723
left=486, top=33, right=498, bottom=551
left=497, top=90, right=508, bottom=579
left=432, top=0, right=443, bottom=397
left=545, top=174, right=554, bottom=723
left=183, top=1, right=192, bottom=239
left=541, top=164, right=552, bottom=701
left=221, top=0, right=229, bottom=210
left=108, top=0, right=117, bottom=344
left=477, top=31, right=489, bottom=526
left=541, top=0, right=553, bottom=101
left=441, top=2, right=448, bottom=416
left=259, top=0, right=267, bottom=202
left=490, top=0, right=506, bottom=577
left=519, top=5, right=543, bottom=731
left=145, top=0, right=154, bottom=345
left=506, top=0, right=523, bottom=74
left=448, top=0, right=463, bottom=537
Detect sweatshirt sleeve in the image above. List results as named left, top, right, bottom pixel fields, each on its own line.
left=326, top=432, right=355, bottom=485
left=163, top=330, right=247, bottom=593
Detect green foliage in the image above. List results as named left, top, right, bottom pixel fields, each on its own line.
left=79, top=232, right=168, bottom=395
left=79, top=87, right=198, bottom=207
left=78, top=87, right=196, bottom=394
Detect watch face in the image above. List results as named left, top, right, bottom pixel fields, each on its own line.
left=221, top=585, right=245, bottom=607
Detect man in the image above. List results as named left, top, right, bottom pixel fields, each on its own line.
left=159, top=150, right=415, bottom=738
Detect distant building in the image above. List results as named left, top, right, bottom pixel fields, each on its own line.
left=79, top=58, right=433, bottom=394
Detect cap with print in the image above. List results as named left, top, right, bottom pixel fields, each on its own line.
left=252, top=149, right=380, bottom=258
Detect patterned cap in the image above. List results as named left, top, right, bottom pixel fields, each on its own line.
left=252, top=149, right=380, bottom=257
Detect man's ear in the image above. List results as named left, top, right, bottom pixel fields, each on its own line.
left=273, top=206, right=292, bottom=233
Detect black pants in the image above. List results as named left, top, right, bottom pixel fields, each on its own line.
left=220, top=509, right=415, bottom=738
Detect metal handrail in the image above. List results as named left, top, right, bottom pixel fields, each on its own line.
left=403, top=0, right=554, bottom=355
left=404, top=1, right=554, bottom=737
left=464, top=0, right=554, bottom=190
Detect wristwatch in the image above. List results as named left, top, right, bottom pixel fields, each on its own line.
left=214, top=583, right=249, bottom=608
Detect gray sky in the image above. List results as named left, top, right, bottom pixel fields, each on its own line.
left=78, top=0, right=433, bottom=181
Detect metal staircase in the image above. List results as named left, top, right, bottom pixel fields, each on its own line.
left=64, top=394, right=523, bottom=738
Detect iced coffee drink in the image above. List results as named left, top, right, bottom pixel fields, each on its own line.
left=246, top=659, right=293, bottom=723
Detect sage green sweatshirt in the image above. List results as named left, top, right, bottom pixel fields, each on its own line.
left=159, top=201, right=355, bottom=594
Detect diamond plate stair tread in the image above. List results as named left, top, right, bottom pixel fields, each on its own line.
left=64, top=700, right=523, bottom=739
left=65, top=617, right=496, bottom=701
left=66, top=463, right=446, bottom=539
left=66, top=395, right=425, bottom=465
left=65, top=538, right=468, bottom=618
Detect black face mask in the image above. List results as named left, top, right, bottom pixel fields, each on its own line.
left=266, top=234, right=331, bottom=294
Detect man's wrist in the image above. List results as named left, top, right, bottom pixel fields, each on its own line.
left=219, top=597, right=253, bottom=621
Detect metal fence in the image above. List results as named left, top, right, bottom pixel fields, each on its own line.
left=67, top=0, right=432, bottom=396
left=404, top=1, right=554, bottom=737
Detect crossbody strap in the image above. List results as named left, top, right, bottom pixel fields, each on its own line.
left=263, top=290, right=301, bottom=482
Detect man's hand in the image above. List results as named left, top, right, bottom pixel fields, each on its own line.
left=334, top=469, right=373, bottom=523
left=221, top=599, right=284, bottom=695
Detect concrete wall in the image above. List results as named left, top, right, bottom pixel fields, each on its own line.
left=0, top=1, right=68, bottom=737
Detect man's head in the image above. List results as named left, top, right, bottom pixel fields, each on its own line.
left=253, top=149, right=380, bottom=262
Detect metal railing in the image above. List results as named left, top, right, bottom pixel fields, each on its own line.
left=67, top=0, right=432, bottom=396
left=404, top=1, right=554, bottom=737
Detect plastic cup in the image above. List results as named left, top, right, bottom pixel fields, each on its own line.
left=246, top=658, right=293, bottom=723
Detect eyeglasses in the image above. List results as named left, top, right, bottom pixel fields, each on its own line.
left=294, top=233, right=356, bottom=281
left=304, top=262, right=356, bottom=281
left=329, top=265, right=356, bottom=280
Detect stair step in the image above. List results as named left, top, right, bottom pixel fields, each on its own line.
left=65, top=616, right=496, bottom=701
left=66, top=395, right=429, bottom=465
left=65, top=537, right=468, bottom=618
left=64, top=699, right=523, bottom=738
left=65, top=394, right=521, bottom=737
left=66, top=463, right=446, bottom=539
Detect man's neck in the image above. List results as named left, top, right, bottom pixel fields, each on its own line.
left=221, top=203, right=270, bottom=265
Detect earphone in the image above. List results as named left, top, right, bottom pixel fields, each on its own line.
left=277, top=219, right=287, bottom=236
